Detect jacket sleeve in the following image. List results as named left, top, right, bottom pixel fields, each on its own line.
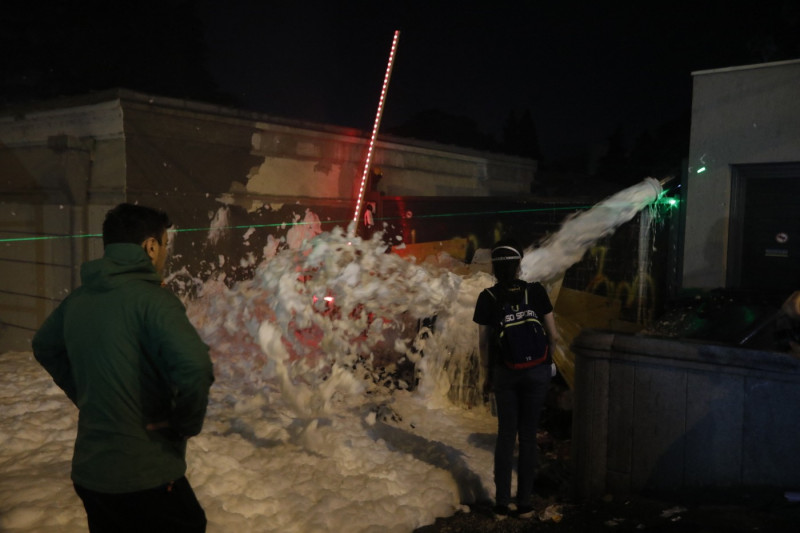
left=32, top=303, right=78, bottom=405
left=147, top=291, right=215, bottom=438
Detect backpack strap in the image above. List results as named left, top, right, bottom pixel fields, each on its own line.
left=486, top=281, right=531, bottom=330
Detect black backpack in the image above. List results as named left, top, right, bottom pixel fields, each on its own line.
left=485, top=281, right=549, bottom=370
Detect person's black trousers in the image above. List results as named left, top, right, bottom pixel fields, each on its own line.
left=74, top=476, right=206, bottom=533
left=492, top=363, right=551, bottom=508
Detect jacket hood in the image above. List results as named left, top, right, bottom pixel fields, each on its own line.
left=80, top=243, right=161, bottom=291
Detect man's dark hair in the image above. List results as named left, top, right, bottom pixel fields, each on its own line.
left=102, top=203, right=172, bottom=248
left=491, top=239, right=523, bottom=283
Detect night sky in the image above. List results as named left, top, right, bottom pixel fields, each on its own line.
left=3, top=1, right=800, bottom=164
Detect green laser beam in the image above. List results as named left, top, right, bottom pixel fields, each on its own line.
left=414, top=205, right=592, bottom=219
left=1, top=204, right=593, bottom=244
left=0, top=233, right=102, bottom=243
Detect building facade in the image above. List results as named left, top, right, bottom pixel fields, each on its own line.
left=684, top=59, right=800, bottom=297
left=0, top=89, right=539, bottom=351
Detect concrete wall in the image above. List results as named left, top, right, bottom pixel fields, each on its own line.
left=684, top=59, right=800, bottom=289
left=114, top=90, right=536, bottom=206
left=0, top=100, right=125, bottom=350
left=0, top=89, right=538, bottom=352
left=572, top=330, right=800, bottom=497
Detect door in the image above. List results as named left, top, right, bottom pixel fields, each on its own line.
left=729, top=163, right=800, bottom=296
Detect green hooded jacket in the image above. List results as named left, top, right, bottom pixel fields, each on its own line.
left=33, top=243, right=214, bottom=493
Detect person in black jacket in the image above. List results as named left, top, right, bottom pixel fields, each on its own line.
left=472, top=239, right=560, bottom=520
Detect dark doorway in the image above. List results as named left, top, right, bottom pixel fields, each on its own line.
left=728, top=163, right=800, bottom=298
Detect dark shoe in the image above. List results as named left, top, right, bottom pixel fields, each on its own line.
left=493, top=505, right=510, bottom=520
left=516, top=505, right=535, bottom=519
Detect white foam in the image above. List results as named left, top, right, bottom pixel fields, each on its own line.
left=0, top=179, right=661, bottom=532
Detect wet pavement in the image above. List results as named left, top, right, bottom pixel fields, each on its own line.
left=416, top=489, right=800, bottom=532
left=416, top=376, right=800, bottom=533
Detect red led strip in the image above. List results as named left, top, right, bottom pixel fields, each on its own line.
left=351, top=30, right=400, bottom=233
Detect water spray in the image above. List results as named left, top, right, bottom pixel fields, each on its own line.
left=520, top=177, right=663, bottom=284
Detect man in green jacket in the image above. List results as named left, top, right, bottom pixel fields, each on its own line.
left=33, top=203, right=215, bottom=533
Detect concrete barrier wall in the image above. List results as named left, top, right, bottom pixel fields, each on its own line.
left=571, top=330, right=800, bottom=498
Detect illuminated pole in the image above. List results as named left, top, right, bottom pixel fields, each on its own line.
left=351, top=30, right=400, bottom=236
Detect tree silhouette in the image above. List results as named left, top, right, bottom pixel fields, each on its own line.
left=501, top=109, right=541, bottom=160
left=594, top=126, right=634, bottom=185
left=387, top=109, right=498, bottom=151
left=1, top=0, right=227, bottom=106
